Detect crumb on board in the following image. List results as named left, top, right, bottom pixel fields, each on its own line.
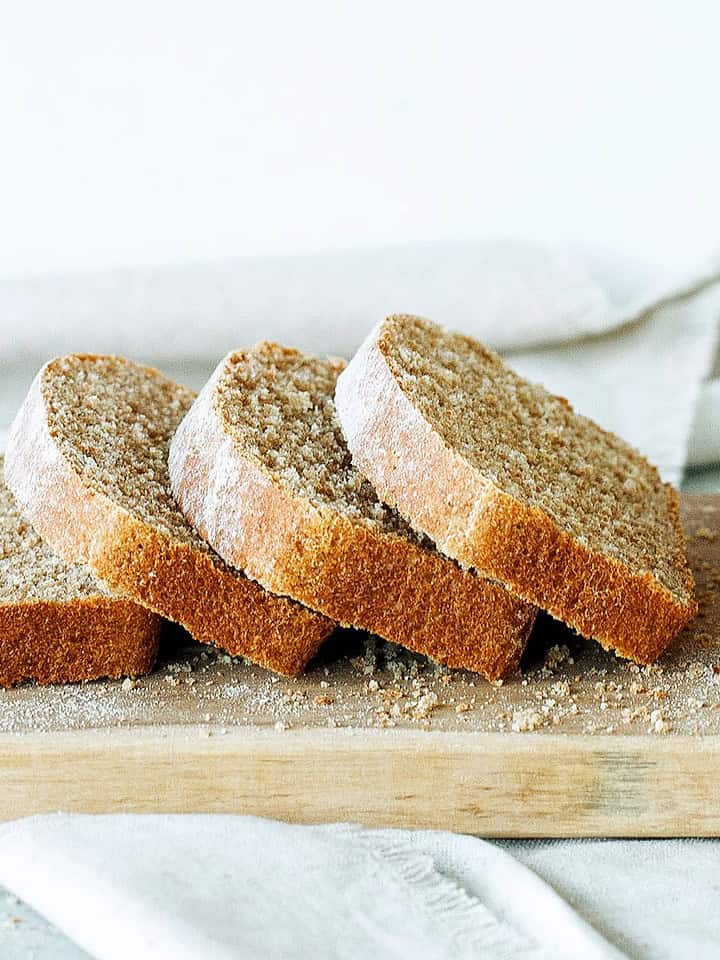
left=0, top=621, right=717, bottom=737
left=0, top=501, right=717, bottom=737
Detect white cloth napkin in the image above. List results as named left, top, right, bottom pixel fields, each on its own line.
left=0, top=241, right=635, bottom=361
left=1, top=242, right=718, bottom=477
left=0, top=815, right=718, bottom=960
left=0, top=814, right=638, bottom=960
left=508, top=278, right=720, bottom=485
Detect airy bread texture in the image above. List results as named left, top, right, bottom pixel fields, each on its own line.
left=4, top=356, right=333, bottom=677
left=0, top=457, right=159, bottom=686
left=335, top=315, right=697, bottom=664
left=169, top=342, right=536, bottom=679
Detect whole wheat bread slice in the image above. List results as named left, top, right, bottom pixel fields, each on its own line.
left=335, top=314, right=697, bottom=664
left=5, top=356, right=333, bottom=677
left=169, top=342, right=536, bottom=679
left=0, top=456, right=159, bottom=686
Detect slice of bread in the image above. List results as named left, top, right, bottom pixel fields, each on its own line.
left=335, top=314, right=697, bottom=664
left=5, top=356, right=334, bottom=677
left=169, top=342, right=536, bottom=679
left=0, top=456, right=159, bottom=686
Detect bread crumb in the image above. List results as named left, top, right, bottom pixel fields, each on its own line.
left=649, top=709, right=669, bottom=734
left=511, top=709, right=541, bottom=732
left=687, top=662, right=708, bottom=681
left=544, top=645, right=573, bottom=670
left=412, top=691, right=439, bottom=718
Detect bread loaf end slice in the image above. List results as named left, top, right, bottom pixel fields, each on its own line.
left=0, top=457, right=159, bottom=686
left=5, top=356, right=334, bottom=677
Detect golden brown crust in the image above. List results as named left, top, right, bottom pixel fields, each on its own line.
left=334, top=318, right=698, bottom=664
left=0, top=597, right=159, bottom=687
left=169, top=353, right=536, bottom=680
left=5, top=361, right=333, bottom=677
left=91, top=513, right=332, bottom=676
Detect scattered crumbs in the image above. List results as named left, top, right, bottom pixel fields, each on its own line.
left=413, top=691, right=439, bottom=718
left=649, top=709, right=669, bottom=734
left=167, top=661, right=192, bottom=675
left=511, top=708, right=542, bottom=733
left=687, top=661, right=707, bottom=681
left=544, top=644, right=574, bottom=671
left=0, top=499, right=717, bottom=740
left=695, top=527, right=717, bottom=542
left=3, top=916, right=21, bottom=929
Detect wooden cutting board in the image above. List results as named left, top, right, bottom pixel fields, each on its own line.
left=0, top=495, right=718, bottom=837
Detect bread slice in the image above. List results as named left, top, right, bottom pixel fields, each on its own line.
left=0, top=456, right=159, bottom=686
left=335, top=314, right=697, bottom=664
left=5, top=356, right=334, bottom=677
left=169, top=342, right=537, bottom=679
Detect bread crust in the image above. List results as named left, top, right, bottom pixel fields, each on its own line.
left=169, top=354, right=537, bottom=680
left=5, top=361, right=333, bottom=677
left=0, top=597, right=159, bottom=687
left=334, top=317, right=697, bottom=664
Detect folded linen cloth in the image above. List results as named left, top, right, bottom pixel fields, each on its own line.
left=0, top=241, right=640, bottom=361
left=508, top=278, right=720, bottom=485
left=0, top=814, right=625, bottom=960
left=1, top=815, right=718, bottom=960
left=1, top=242, right=718, bottom=480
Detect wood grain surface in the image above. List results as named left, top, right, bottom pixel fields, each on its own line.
left=0, top=494, right=718, bottom=836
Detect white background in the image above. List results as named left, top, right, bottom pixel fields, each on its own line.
left=1, top=0, right=719, bottom=277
